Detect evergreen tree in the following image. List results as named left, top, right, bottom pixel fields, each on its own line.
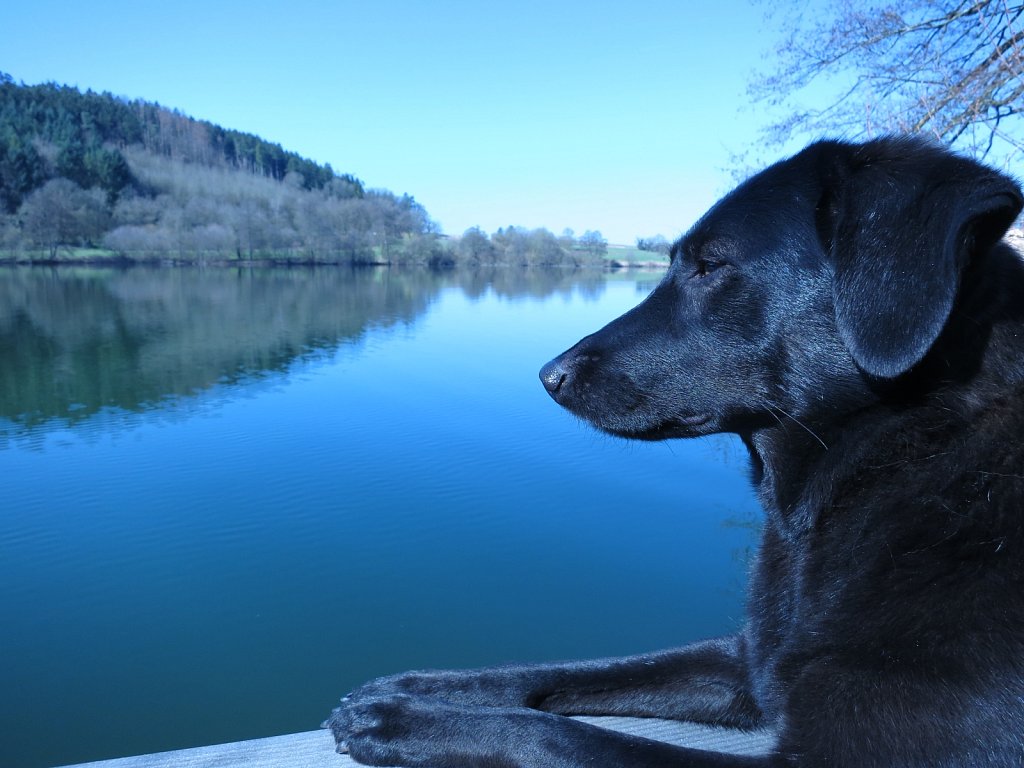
left=0, top=133, right=46, bottom=213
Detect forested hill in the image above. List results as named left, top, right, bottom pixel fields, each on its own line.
left=0, top=73, right=355, bottom=207
left=0, top=75, right=608, bottom=268
left=0, top=73, right=446, bottom=264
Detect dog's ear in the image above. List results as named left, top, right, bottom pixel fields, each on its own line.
left=818, top=139, right=1022, bottom=378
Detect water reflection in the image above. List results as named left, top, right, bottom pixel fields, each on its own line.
left=0, top=266, right=606, bottom=435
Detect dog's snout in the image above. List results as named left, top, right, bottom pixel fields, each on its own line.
left=541, top=347, right=603, bottom=404
left=539, top=358, right=569, bottom=397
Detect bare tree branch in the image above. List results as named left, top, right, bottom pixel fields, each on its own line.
left=749, top=0, right=1024, bottom=167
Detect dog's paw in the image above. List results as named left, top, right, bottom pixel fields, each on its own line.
left=323, top=691, right=603, bottom=767
left=343, top=671, right=437, bottom=701
left=323, top=693, right=457, bottom=767
left=339, top=668, right=529, bottom=708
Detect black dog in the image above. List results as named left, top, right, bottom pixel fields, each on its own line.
left=326, top=137, right=1024, bottom=766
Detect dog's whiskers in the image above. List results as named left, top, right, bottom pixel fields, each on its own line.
left=761, top=400, right=829, bottom=451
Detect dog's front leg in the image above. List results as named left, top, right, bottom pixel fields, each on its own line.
left=327, top=692, right=770, bottom=768
left=532, top=637, right=759, bottom=727
left=332, top=635, right=760, bottom=730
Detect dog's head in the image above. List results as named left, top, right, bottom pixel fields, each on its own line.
left=539, top=137, right=1022, bottom=441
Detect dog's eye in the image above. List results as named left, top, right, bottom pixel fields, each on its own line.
left=692, top=259, right=717, bottom=279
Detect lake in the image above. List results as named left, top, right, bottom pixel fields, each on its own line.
left=0, top=265, right=761, bottom=768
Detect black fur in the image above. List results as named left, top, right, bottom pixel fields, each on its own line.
left=325, top=137, right=1024, bottom=767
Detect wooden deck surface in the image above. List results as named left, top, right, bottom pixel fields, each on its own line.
left=61, top=716, right=777, bottom=767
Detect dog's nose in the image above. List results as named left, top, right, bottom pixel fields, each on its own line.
left=539, top=358, right=568, bottom=396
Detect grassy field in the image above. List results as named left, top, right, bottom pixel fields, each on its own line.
left=605, top=243, right=669, bottom=266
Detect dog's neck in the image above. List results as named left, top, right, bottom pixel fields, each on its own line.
left=742, top=427, right=833, bottom=541
left=744, top=242, right=1024, bottom=541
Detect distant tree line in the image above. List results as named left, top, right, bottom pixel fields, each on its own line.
left=635, top=234, right=671, bottom=254
left=91, top=148, right=437, bottom=264
left=451, top=226, right=607, bottom=268
left=0, top=75, right=614, bottom=268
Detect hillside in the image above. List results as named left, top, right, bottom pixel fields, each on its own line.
left=0, top=74, right=443, bottom=264
left=0, top=75, right=608, bottom=268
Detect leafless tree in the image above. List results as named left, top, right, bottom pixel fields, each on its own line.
left=19, top=179, right=109, bottom=258
left=751, top=0, right=1024, bottom=167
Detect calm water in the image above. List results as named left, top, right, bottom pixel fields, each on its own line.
left=0, top=266, right=760, bottom=768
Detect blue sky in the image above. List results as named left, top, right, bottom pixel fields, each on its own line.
left=4, top=1, right=813, bottom=244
